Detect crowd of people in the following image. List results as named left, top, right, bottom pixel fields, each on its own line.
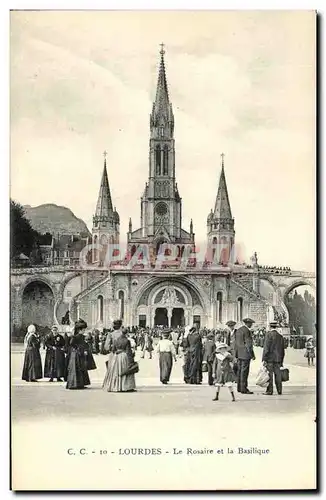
left=21, top=318, right=316, bottom=400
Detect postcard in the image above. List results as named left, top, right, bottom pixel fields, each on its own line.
left=10, top=10, right=316, bottom=491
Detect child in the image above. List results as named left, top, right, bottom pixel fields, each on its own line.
left=304, top=336, right=315, bottom=366
left=212, top=342, right=236, bottom=402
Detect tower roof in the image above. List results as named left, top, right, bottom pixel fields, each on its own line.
left=213, top=154, right=233, bottom=219
left=94, top=154, right=114, bottom=219
left=154, top=43, right=170, bottom=114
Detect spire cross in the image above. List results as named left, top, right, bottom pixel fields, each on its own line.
left=103, top=150, right=108, bottom=160
left=160, top=43, right=165, bottom=56
left=221, top=152, right=225, bottom=167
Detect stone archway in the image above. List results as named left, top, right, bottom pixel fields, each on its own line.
left=283, top=281, right=316, bottom=336
left=22, top=280, right=55, bottom=328
left=133, top=276, right=208, bottom=327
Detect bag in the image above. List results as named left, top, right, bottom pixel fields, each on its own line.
left=120, top=361, right=139, bottom=376
left=255, top=365, right=270, bottom=387
left=280, top=367, right=289, bottom=382
left=202, top=361, right=208, bottom=373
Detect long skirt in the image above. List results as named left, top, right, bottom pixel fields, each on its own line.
left=22, top=347, right=43, bottom=381
left=44, top=349, right=65, bottom=379
left=159, top=352, right=173, bottom=383
left=185, top=348, right=202, bottom=384
left=102, top=352, right=136, bottom=392
left=66, top=350, right=90, bottom=390
left=86, top=347, right=97, bottom=370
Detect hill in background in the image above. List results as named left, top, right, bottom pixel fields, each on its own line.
left=23, top=204, right=91, bottom=237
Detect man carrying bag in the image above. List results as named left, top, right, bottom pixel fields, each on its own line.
left=262, top=320, right=285, bottom=395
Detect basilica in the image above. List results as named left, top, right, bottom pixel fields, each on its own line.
left=66, top=46, right=287, bottom=331
left=12, top=47, right=305, bottom=333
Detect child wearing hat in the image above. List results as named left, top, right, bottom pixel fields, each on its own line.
left=212, top=342, right=236, bottom=402
left=304, top=336, right=315, bottom=366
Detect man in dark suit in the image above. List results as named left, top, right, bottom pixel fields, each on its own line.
left=225, top=320, right=237, bottom=352
left=202, top=332, right=216, bottom=385
left=262, top=321, right=285, bottom=395
left=234, top=318, right=255, bottom=394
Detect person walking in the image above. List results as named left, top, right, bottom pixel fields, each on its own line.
left=262, top=321, right=285, bottom=395
left=22, top=324, right=43, bottom=382
left=212, top=342, right=236, bottom=402
left=202, top=332, right=216, bottom=385
left=156, top=329, right=177, bottom=384
left=141, top=331, right=154, bottom=359
left=65, top=319, right=91, bottom=390
left=234, top=318, right=256, bottom=394
left=225, top=320, right=237, bottom=351
left=183, top=326, right=203, bottom=384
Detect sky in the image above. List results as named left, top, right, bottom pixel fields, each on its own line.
left=10, top=10, right=316, bottom=271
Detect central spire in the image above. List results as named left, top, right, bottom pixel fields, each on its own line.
left=155, top=43, right=169, bottom=112
left=150, top=44, right=174, bottom=139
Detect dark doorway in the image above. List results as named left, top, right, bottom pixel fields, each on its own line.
left=138, top=315, right=146, bottom=328
left=155, top=308, right=168, bottom=327
left=171, top=308, right=185, bottom=328
left=193, top=315, right=201, bottom=328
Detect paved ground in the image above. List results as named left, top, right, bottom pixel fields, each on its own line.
left=11, top=345, right=317, bottom=490
left=11, top=345, right=316, bottom=421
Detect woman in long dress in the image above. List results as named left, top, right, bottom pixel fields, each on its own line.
left=156, top=330, right=177, bottom=384
left=183, top=326, right=203, bottom=384
left=44, top=325, right=65, bottom=382
left=84, top=331, right=97, bottom=371
left=22, top=324, right=43, bottom=382
left=102, top=322, right=136, bottom=393
left=66, top=319, right=91, bottom=390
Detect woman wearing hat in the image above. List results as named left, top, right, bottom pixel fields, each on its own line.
left=102, top=322, right=137, bottom=392
left=156, top=329, right=177, bottom=384
left=66, top=319, right=91, bottom=390
left=212, top=343, right=236, bottom=402
left=183, top=326, right=203, bottom=384
left=22, top=324, right=43, bottom=382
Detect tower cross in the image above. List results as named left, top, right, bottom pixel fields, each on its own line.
left=160, top=43, right=165, bottom=55
left=103, top=150, right=108, bottom=159
left=221, top=152, right=225, bottom=167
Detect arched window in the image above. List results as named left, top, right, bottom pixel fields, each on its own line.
left=212, top=236, right=218, bottom=261
left=155, top=145, right=161, bottom=175
left=163, top=145, right=169, bottom=175
left=118, top=290, right=125, bottom=320
left=237, top=297, right=243, bottom=322
left=217, top=292, right=223, bottom=323
left=93, top=235, right=98, bottom=263
left=98, top=295, right=104, bottom=322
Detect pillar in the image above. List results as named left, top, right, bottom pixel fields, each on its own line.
left=167, top=308, right=172, bottom=327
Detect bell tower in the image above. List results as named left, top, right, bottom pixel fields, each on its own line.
left=92, top=151, right=119, bottom=263
left=207, top=153, right=235, bottom=264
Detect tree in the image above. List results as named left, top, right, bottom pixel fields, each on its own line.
left=286, top=287, right=316, bottom=335
left=10, top=199, right=43, bottom=261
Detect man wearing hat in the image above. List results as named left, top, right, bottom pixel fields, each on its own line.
left=262, top=321, right=285, bottom=395
left=225, top=321, right=237, bottom=351
left=234, top=318, right=256, bottom=394
left=202, top=332, right=216, bottom=385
